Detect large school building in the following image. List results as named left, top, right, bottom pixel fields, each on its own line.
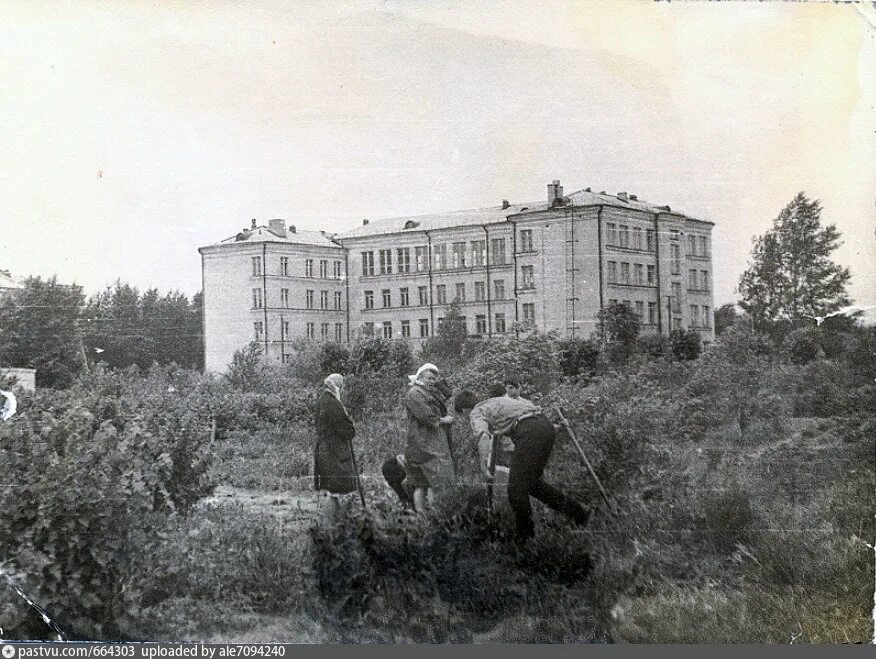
left=199, top=180, right=714, bottom=372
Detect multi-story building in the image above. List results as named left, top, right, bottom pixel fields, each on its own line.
left=199, top=181, right=714, bottom=371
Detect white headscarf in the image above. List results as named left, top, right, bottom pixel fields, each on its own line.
left=323, top=373, right=344, bottom=401
left=408, top=362, right=439, bottom=386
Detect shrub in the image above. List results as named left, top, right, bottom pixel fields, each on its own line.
left=670, top=328, right=702, bottom=361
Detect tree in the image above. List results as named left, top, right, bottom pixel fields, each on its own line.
left=597, top=302, right=640, bottom=364
left=420, top=299, right=468, bottom=366
left=670, top=328, right=702, bottom=361
left=0, top=276, right=84, bottom=387
left=714, top=303, right=740, bottom=336
left=738, top=193, right=851, bottom=327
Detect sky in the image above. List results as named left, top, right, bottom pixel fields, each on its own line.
left=1, top=0, right=874, bottom=308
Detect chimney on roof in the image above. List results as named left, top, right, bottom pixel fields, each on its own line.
left=362, top=218, right=369, bottom=226
left=547, top=180, right=564, bottom=206
left=502, top=199, right=510, bottom=210
left=251, top=218, right=257, bottom=229
left=618, top=192, right=628, bottom=201
left=630, top=194, right=638, bottom=201
left=289, top=224, right=296, bottom=233
left=269, top=219, right=287, bottom=237
left=585, top=187, right=591, bottom=192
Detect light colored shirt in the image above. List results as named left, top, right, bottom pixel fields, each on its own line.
left=469, top=395, right=540, bottom=473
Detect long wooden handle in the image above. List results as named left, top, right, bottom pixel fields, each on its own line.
left=556, top=408, right=615, bottom=514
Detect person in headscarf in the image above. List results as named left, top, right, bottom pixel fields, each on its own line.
left=402, top=363, right=454, bottom=512
left=313, top=373, right=358, bottom=523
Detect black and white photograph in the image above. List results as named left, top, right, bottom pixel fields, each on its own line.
left=1, top=0, right=874, bottom=644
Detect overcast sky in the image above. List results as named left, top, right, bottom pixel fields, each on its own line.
left=1, top=0, right=873, bottom=307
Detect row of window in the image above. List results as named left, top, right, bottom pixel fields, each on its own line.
left=252, top=288, right=344, bottom=310
left=688, top=269, right=710, bottom=291
left=607, top=261, right=656, bottom=287
left=608, top=297, right=712, bottom=330
left=606, top=223, right=656, bottom=252
left=363, top=312, right=516, bottom=339
left=363, top=279, right=511, bottom=309
left=361, top=238, right=509, bottom=276
left=251, top=256, right=344, bottom=279
left=253, top=321, right=345, bottom=343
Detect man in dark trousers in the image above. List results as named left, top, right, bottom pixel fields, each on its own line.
left=454, top=375, right=590, bottom=542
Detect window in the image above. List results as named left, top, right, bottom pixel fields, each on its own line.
left=670, top=229, right=680, bottom=241
left=436, top=285, right=447, bottom=304
left=361, top=252, right=375, bottom=276
left=475, top=314, right=487, bottom=335
left=280, top=257, right=289, bottom=276
left=401, top=320, right=411, bottom=337
left=634, top=264, right=644, bottom=285
left=522, top=303, right=535, bottom=327
left=606, top=223, right=617, bottom=246
left=648, top=301, right=657, bottom=325
left=455, top=283, right=466, bottom=302
left=305, top=289, right=314, bottom=309
left=701, top=270, right=709, bottom=290
left=306, top=259, right=314, bottom=277
left=670, top=244, right=681, bottom=275
left=335, top=323, right=343, bottom=342
left=419, top=318, right=429, bottom=337
left=688, top=234, right=697, bottom=256
left=382, top=289, right=391, bottom=308
left=397, top=248, right=411, bottom=273
left=364, top=290, right=374, bottom=310
left=252, top=288, right=263, bottom=309
left=620, top=262, right=630, bottom=284
left=671, top=282, right=681, bottom=313
left=382, top=321, right=392, bottom=339
left=619, top=225, right=630, bottom=248
left=319, top=260, right=328, bottom=278
left=494, top=279, right=505, bottom=299
left=321, top=322, right=329, bottom=340
left=334, top=291, right=342, bottom=310
left=646, top=229, right=656, bottom=252
left=607, top=261, right=617, bottom=284
left=633, top=227, right=643, bottom=250
left=702, top=305, right=711, bottom=328
left=622, top=299, right=631, bottom=308
left=689, top=269, right=699, bottom=290
left=689, top=305, right=699, bottom=328
left=433, top=244, right=447, bottom=270
left=418, top=285, right=428, bottom=306
left=281, top=320, right=289, bottom=340
left=252, top=256, right=262, bottom=276
left=400, top=287, right=409, bottom=307
left=699, top=236, right=708, bottom=256
left=521, top=265, right=535, bottom=289
left=635, top=301, right=644, bottom=320
left=471, top=240, right=486, bottom=266
left=490, top=238, right=506, bottom=265
left=364, top=322, right=374, bottom=336
left=474, top=281, right=485, bottom=302
left=647, top=264, right=656, bottom=285
left=608, top=298, right=618, bottom=307
left=306, top=322, right=315, bottom=339
left=452, top=242, right=466, bottom=269
left=415, top=246, right=428, bottom=271
left=494, top=313, right=506, bottom=334
left=320, top=291, right=329, bottom=310
left=378, top=249, right=393, bottom=275
left=254, top=321, right=263, bottom=341
left=520, top=229, right=534, bottom=253
left=334, top=261, right=343, bottom=278
left=280, top=288, right=289, bottom=308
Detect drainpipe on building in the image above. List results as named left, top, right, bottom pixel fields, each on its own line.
left=482, top=225, right=492, bottom=337
left=343, top=249, right=351, bottom=342
left=262, top=242, right=269, bottom=357
left=510, top=219, right=520, bottom=338
left=280, top=312, right=286, bottom=363
left=425, top=230, right=435, bottom=335
left=653, top=213, right=663, bottom=335
left=567, top=206, right=577, bottom=337
left=596, top=205, right=605, bottom=317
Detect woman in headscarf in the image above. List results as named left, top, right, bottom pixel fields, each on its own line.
left=313, top=373, right=358, bottom=523
left=403, top=363, right=454, bottom=512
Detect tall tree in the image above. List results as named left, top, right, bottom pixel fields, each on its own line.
left=738, top=193, right=851, bottom=326
left=0, top=276, right=85, bottom=387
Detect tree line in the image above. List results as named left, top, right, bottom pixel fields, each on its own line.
left=0, top=279, right=203, bottom=387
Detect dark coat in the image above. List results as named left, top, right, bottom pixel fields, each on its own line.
left=313, top=389, right=357, bottom=494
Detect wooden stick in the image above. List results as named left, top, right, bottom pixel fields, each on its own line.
left=555, top=407, right=615, bottom=515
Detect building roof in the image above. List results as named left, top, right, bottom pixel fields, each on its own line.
left=335, top=187, right=708, bottom=240
left=0, top=270, right=23, bottom=290
left=204, top=225, right=342, bottom=250
left=335, top=202, right=540, bottom=240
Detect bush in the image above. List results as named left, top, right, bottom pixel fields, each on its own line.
left=670, top=329, right=702, bottom=361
